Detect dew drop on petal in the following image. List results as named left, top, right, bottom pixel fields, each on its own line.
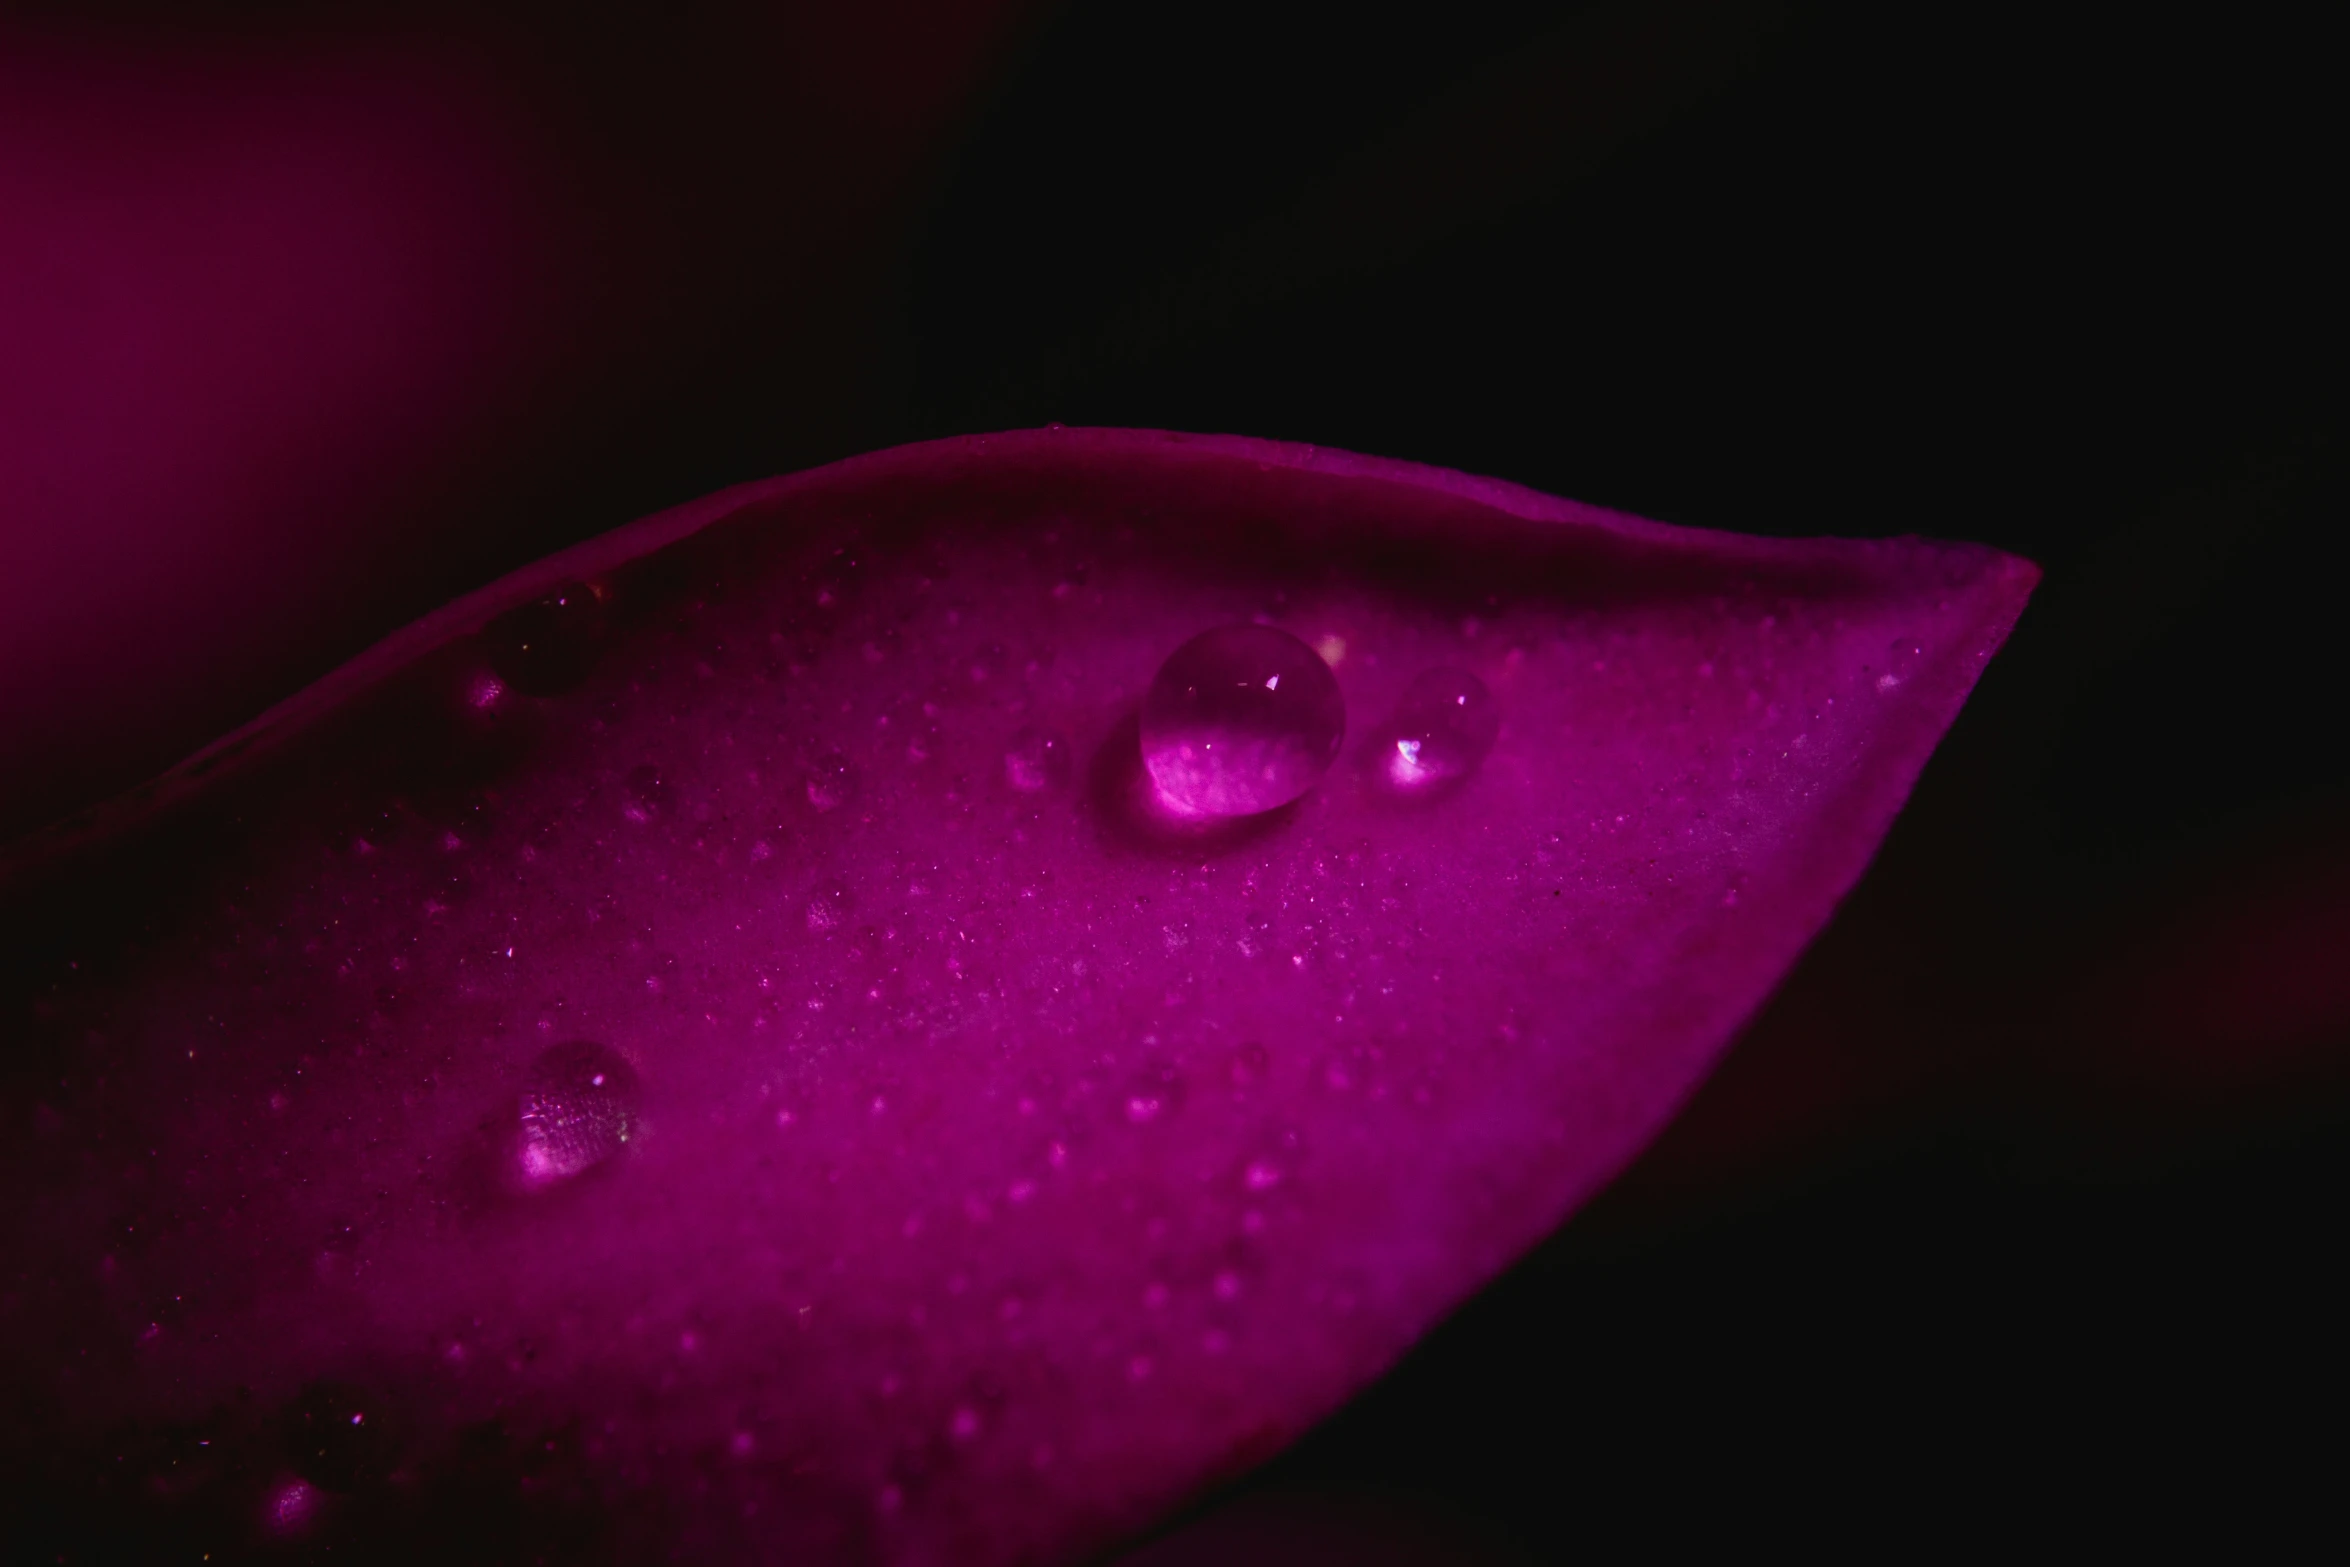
left=517, top=1041, right=640, bottom=1186
left=265, top=1478, right=320, bottom=1537
left=1377, top=667, right=1498, bottom=795
left=806, top=878, right=852, bottom=933
left=1875, top=638, right=1926, bottom=693
left=282, top=1380, right=401, bottom=1492
left=1003, top=725, right=1070, bottom=793
left=804, top=752, right=856, bottom=813
left=483, top=582, right=604, bottom=696
left=1140, top=625, right=1346, bottom=818
left=624, top=762, right=668, bottom=818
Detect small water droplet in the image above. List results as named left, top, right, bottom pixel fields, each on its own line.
left=517, top=1042, right=640, bottom=1186
left=265, top=1478, right=320, bottom=1536
left=625, top=762, right=668, bottom=818
left=283, top=1380, right=403, bottom=1493
left=1875, top=638, right=1926, bottom=693
left=1375, top=667, right=1498, bottom=796
left=806, top=878, right=853, bottom=932
left=1140, top=626, right=1346, bottom=818
left=805, top=753, right=856, bottom=813
left=484, top=582, right=605, bottom=695
left=1003, top=726, right=1070, bottom=793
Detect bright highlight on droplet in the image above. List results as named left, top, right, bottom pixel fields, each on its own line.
left=1140, top=625, right=1347, bottom=819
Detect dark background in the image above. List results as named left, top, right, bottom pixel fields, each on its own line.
left=5, top=0, right=2343, bottom=1554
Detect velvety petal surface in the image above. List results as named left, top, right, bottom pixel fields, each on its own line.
left=0, top=429, right=2034, bottom=1562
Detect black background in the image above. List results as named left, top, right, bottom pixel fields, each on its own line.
left=12, top=0, right=2347, bottom=1555
left=918, top=3, right=2342, bottom=1554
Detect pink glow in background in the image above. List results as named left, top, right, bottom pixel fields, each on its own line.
left=1, top=2, right=1037, bottom=843
left=0, top=30, right=558, bottom=833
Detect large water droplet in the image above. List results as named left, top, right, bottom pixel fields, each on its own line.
left=1376, top=667, right=1497, bottom=796
left=517, top=1041, right=640, bottom=1186
left=1140, top=626, right=1346, bottom=818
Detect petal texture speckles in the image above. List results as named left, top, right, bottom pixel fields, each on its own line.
left=0, top=429, right=2034, bottom=1562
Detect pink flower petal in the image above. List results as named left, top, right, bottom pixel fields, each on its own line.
left=0, top=429, right=2034, bottom=1560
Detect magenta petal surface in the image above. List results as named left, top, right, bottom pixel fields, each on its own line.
left=0, top=429, right=2034, bottom=1561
